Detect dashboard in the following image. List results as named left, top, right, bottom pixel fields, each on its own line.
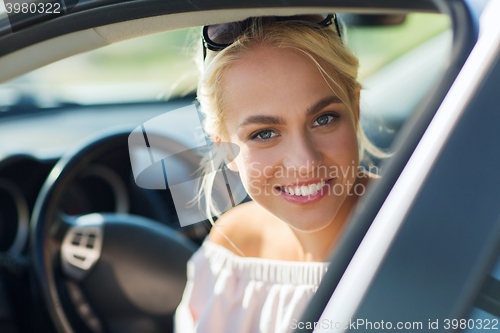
left=0, top=99, right=212, bottom=332
left=0, top=150, right=210, bottom=252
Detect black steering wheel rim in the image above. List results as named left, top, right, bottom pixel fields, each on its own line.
left=30, top=130, right=197, bottom=333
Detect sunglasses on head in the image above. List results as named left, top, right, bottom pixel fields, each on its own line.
left=202, top=14, right=341, bottom=60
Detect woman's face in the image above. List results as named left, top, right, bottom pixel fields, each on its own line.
left=220, top=46, right=360, bottom=232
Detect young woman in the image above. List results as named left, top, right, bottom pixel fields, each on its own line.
left=175, top=14, right=383, bottom=333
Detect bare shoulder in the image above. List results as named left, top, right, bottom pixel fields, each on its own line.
left=208, top=201, right=265, bottom=257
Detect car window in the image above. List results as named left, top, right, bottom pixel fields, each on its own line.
left=0, top=28, right=200, bottom=109
left=0, top=8, right=459, bottom=333
left=0, top=13, right=449, bottom=111
left=0, top=13, right=451, bottom=160
left=353, top=14, right=451, bottom=154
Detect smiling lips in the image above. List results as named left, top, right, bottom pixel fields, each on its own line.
left=277, top=179, right=332, bottom=196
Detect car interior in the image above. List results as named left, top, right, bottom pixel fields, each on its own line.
left=2, top=0, right=498, bottom=332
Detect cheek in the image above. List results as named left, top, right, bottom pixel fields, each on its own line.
left=333, top=123, right=359, bottom=159
left=340, top=129, right=359, bottom=163
left=235, top=147, right=277, bottom=194
left=314, top=124, right=359, bottom=176
left=337, top=127, right=360, bottom=186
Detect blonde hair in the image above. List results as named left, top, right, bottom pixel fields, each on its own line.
left=194, top=16, right=389, bottom=229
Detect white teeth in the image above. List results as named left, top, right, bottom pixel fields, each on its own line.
left=282, top=180, right=329, bottom=196
left=300, top=186, right=308, bottom=196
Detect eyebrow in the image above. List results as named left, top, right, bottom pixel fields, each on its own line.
left=238, top=95, right=343, bottom=129
left=306, top=95, right=343, bottom=118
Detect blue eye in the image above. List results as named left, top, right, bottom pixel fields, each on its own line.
left=252, top=130, right=277, bottom=140
left=313, top=114, right=336, bottom=127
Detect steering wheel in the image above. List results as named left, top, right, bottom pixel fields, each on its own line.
left=30, top=131, right=198, bottom=333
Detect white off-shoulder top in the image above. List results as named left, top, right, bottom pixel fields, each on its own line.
left=174, top=239, right=329, bottom=333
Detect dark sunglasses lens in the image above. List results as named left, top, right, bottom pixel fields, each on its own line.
left=207, top=22, right=246, bottom=45
left=205, top=14, right=334, bottom=47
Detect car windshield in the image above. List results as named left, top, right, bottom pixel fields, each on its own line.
left=0, top=12, right=452, bottom=162
left=0, top=13, right=450, bottom=113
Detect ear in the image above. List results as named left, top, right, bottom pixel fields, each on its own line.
left=213, top=135, right=239, bottom=172
left=213, top=134, right=222, bottom=147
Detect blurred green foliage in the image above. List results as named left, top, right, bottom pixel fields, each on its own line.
left=85, top=12, right=450, bottom=83
left=15, top=13, right=450, bottom=103
left=347, top=13, right=450, bottom=78
left=88, top=27, right=200, bottom=67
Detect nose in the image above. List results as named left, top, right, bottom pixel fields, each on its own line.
left=282, top=131, right=323, bottom=177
